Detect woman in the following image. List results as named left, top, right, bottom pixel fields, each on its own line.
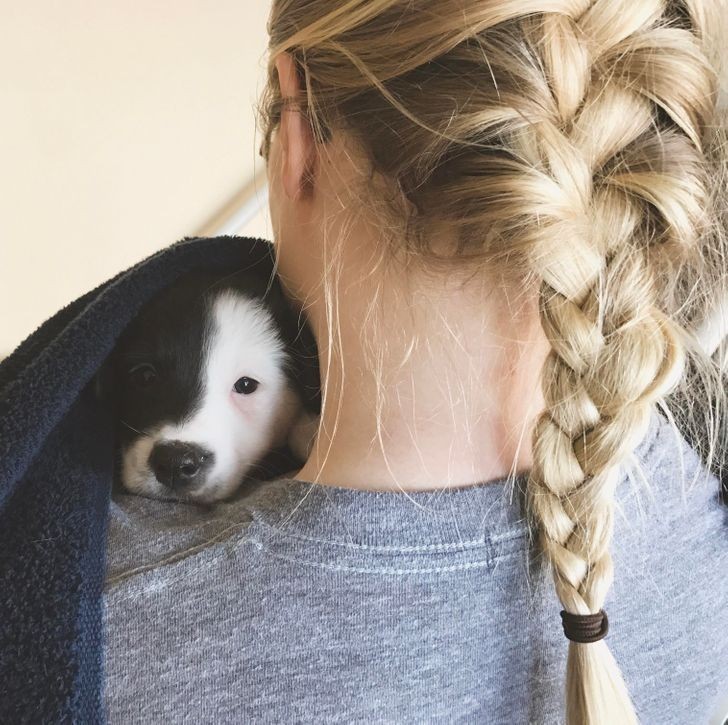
left=104, top=1, right=728, bottom=722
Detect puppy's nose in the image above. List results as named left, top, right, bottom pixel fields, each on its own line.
left=149, top=441, right=213, bottom=491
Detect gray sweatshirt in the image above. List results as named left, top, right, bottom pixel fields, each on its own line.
left=103, top=413, right=728, bottom=724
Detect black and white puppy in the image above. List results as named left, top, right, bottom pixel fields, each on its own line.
left=101, top=268, right=320, bottom=503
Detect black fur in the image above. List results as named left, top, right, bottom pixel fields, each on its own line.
left=108, top=273, right=213, bottom=447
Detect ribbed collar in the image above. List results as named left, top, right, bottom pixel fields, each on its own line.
left=243, top=413, right=664, bottom=549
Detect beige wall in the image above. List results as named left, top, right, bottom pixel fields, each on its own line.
left=1, top=2, right=273, bottom=355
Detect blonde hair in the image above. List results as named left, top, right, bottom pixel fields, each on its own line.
left=258, top=1, right=728, bottom=722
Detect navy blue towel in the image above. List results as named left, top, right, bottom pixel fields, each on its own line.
left=0, top=235, right=292, bottom=722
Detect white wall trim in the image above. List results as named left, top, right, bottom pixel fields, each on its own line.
left=196, top=174, right=269, bottom=238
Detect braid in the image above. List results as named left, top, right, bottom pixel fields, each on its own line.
left=523, top=3, right=714, bottom=722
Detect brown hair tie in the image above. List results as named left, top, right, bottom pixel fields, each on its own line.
left=559, top=609, right=609, bottom=644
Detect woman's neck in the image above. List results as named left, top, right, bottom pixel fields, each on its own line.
left=292, top=263, right=549, bottom=492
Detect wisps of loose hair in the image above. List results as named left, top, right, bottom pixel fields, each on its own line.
left=257, top=1, right=728, bottom=722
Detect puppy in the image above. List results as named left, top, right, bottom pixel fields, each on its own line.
left=100, top=268, right=320, bottom=503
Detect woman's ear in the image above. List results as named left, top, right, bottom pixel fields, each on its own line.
left=275, top=53, right=317, bottom=201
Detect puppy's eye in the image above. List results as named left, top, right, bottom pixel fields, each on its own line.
left=234, top=377, right=259, bottom=395
left=129, top=363, right=158, bottom=389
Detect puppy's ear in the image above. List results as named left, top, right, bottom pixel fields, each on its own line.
left=287, top=410, right=319, bottom=461
left=263, top=276, right=322, bottom=415
left=288, top=321, right=321, bottom=416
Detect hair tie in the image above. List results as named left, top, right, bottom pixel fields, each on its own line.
left=559, top=609, right=609, bottom=644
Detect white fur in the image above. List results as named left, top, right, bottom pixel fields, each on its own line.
left=121, top=290, right=304, bottom=502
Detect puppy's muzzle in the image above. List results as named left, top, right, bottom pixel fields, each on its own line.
left=149, top=441, right=214, bottom=493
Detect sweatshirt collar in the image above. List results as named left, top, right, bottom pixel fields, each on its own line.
left=243, top=412, right=664, bottom=549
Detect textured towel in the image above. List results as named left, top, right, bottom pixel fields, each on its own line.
left=0, top=235, right=311, bottom=723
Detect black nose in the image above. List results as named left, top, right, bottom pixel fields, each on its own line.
left=149, top=441, right=213, bottom=491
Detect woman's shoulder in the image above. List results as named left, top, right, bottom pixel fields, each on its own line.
left=609, top=414, right=728, bottom=720
left=104, top=416, right=725, bottom=587
left=625, top=412, right=725, bottom=521
left=611, top=412, right=727, bottom=607
left=104, top=486, right=262, bottom=587
left=104, top=456, right=304, bottom=581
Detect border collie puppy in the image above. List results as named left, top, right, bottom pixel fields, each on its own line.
left=101, top=268, right=320, bottom=503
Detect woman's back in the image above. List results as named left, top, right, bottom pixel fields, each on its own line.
left=103, top=414, right=728, bottom=723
